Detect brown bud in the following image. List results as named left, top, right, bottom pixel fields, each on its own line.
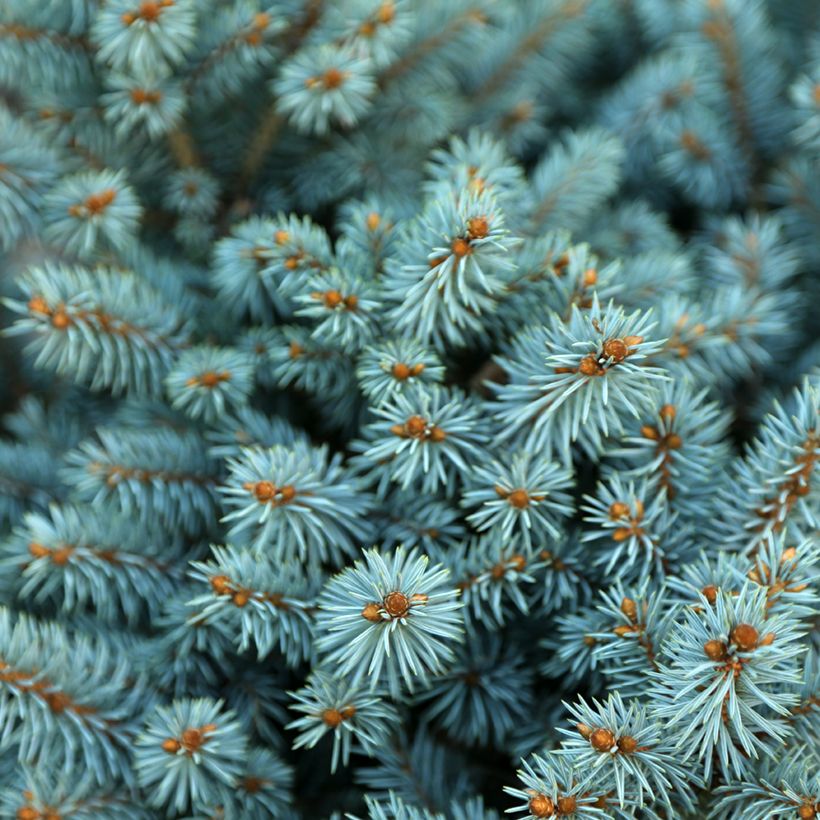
left=251, top=481, right=276, bottom=502
left=665, top=433, right=683, bottom=449
left=182, top=727, right=205, bottom=752
left=617, top=735, right=638, bottom=754
left=527, top=794, right=555, bottom=818
left=557, top=796, right=577, bottom=814
left=162, top=738, right=181, bottom=754
left=467, top=216, right=490, bottom=239
left=589, top=727, right=615, bottom=752
left=451, top=237, right=472, bottom=257
left=641, top=425, right=660, bottom=440
left=366, top=212, right=381, bottom=231
left=797, top=805, right=816, bottom=820
left=322, top=708, right=344, bottom=728
left=659, top=404, right=676, bottom=421
left=322, top=67, right=345, bottom=88
left=703, top=639, right=727, bottom=661
left=603, top=338, right=628, bottom=362
left=609, top=502, right=630, bottom=519
left=428, top=425, right=447, bottom=443
left=322, top=289, right=343, bottom=309
left=377, top=1, right=396, bottom=23
left=383, top=590, right=410, bottom=618
left=210, top=575, right=232, bottom=595
left=507, top=489, right=530, bottom=509
left=392, top=362, right=411, bottom=380
left=731, top=623, right=759, bottom=651
left=242, top=776, right=264, bottom=793
left=578, top=355, right=599, bottom=376
left=28, top=542, right=50, bottom=559
left=701, top=585, right=718, bottom=604
left=361, top=603, right=382, bottom=622
left=583, top=268, right=597, bottom=286
left=405, top=416, right=427, bottom=437
left=620, top=597, right=638, bottom=621
left=758, top=632, right=776, bottom=647
left=51, top=310, right=71, bottom=330
left=576, top=722, right=592, bottom=739
left=28, top=295, right=51, bottom=315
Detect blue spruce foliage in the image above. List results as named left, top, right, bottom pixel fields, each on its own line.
left=0, top=0, right=818, bottom=817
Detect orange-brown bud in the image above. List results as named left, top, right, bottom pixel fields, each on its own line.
left=383, top=591, right=410, bottom=618
left=181, top=727, right=205, bottom=752
left=590, top=727, right=615, bottom=752
left=405, top=416, right=427, bottom=437
left=618, top=735, right=638, bottom=754
left=731, top=623, right=759, bottom=651
left=659, top=404, right=677, bottom=421
left=665, top=433, right=683, bottom=449
left=507, top=489, right=530, bottom=509
left=28, top=542, right=50, bottom=559
left=467, top=216, right=490, bottom=239
left=703, top=639, right=727, bottom=661
left=322, top=708, right=344, bottom=727
left=528, top=794, right=555, bottom=818
left=51, top=310, right=71, bottom=330
left=162, top=738, right=181, bottom=754
left=557, top=796, right=577, bottom=814
left=578, top=355, right=599, bottom=376
left=361, top=603, right=382, bottom=622
left=428, top=425, right=447, bottom=442
left=377, top=1, right=396, bottom=23
left=210, top=575, right=232, bottom=595
left=609, top=502, right=630, bottom=519
left=603, top=338, right=628, bottom=362
left=451, top=237, right=472, bottom=257
left=251, top=481, right=276, bottom=502
left=322, top=67, right=345, bottom=88
left=620, top=597, right=638, bottom=621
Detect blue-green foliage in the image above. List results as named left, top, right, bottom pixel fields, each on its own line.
left=0, top=0, right=818, bottom=817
